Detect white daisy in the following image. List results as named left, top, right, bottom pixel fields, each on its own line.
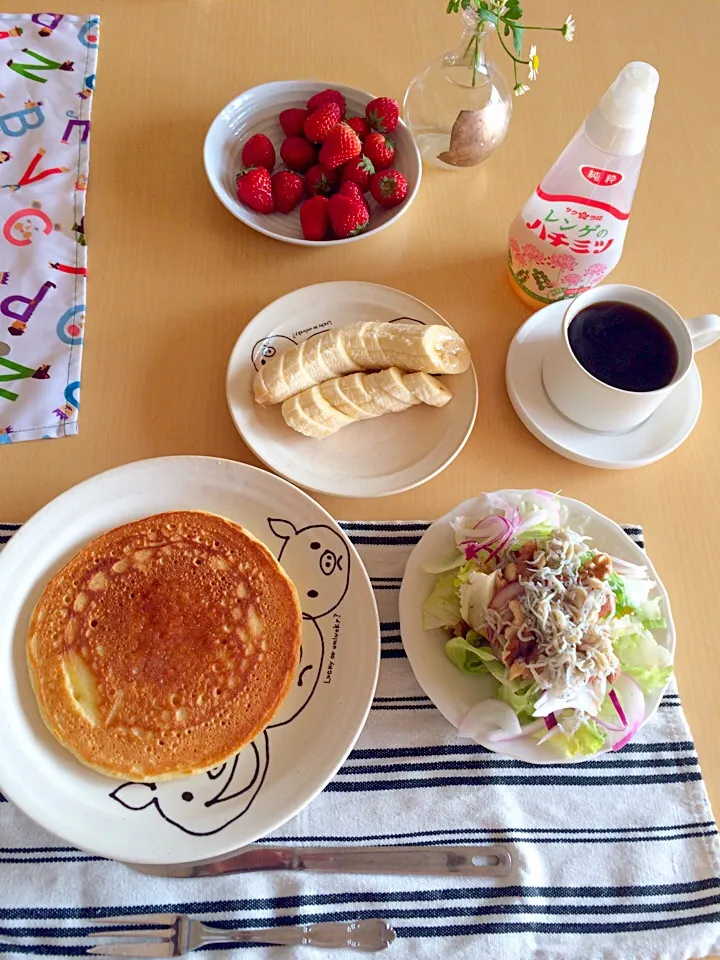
left=562, top=15, right=576, bottom=41
left=528, top=45, right=540, bottom=80
left=514, top=82, right=530, bottom=96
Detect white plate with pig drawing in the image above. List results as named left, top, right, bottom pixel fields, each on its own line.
left=226, top=281, right=478, bottom=498
left=0, top=456, right=380, bottom=864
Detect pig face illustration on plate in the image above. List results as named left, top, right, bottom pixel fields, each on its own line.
left=251, top=335, right=297, bottom=372
left=110, top=734, right=268, bottom=836
left=267, top=519, right=350, bottom=620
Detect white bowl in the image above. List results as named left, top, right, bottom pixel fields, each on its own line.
left=204, top=80, right=422, bottom=246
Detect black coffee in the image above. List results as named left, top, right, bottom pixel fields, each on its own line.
left=568, top=301, right=679, bottom=392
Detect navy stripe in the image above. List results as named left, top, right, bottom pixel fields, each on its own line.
left=1, top=878, right=719, bottom=921
left=347, top=740, right=695, bottom=761
left=380, top=634, right=402, bottom=644
left=347, top=535, right=422, bottom=546
left=0, top=856, right=103, bottom=865
left=380, top=649, right=407, bottom=659
left=326, top=772, right=704, bottom=791
left=374, top=696, right=431, bottom=703
left=340, top=522, right=429, bottom=532
left=397, top=912, right=720, bottom=936
left=380, top=621, right=400, bottom=631
left=342, top=757, right=699, bottom=775
left=371, top=703, right=434, bottom=709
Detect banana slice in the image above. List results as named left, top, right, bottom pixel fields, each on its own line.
left=371, top=367, right=417, bottom=408
left=281, top=394, right=337, bottom=439
left=380, top=324, right=471, bottom=375
left=403, top=372, right=452, bottom=407
left=319, top=377, right=374, bottom=420
left=340, top=321, right=382, bottom=368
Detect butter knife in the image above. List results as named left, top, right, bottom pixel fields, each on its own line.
left=129, top=844, right=513, bottom=879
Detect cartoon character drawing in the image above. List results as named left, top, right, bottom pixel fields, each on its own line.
left=0, top=426, right=13, bottom=444
left=109, top=516, right=350, bottom=834
left=110, top=735, right=270, bottom=837
left=251, top=334, right=298, bottom=371
left=0, top=152, right=11, bottom=164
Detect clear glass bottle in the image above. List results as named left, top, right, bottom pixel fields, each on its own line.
left=403, top=9, right=512, bottom=170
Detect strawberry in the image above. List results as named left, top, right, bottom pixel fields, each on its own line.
left=329, top=193, right=369, bottom=238
left=279, top=107, right=310, bottom=137
left=345, top=115, right=371, bottom=141
left=318, top=123, right=362, bottom=170
left=303, top=102, right=342, bottom=144
left=363, top=132, right=395, bottom=171
left=280, top=136, right=317, bottom=173
left=241, top=133, right=276, bottom=171
left=271, top=170, right=305, bottom=214
left=365, top=96, right=399, bottom=134
left=340, top=155, right=375, bottom=192
left=338, top=180, right=369, bottom=212
left=370, top=168, right=408, bottom=209
left=307, top=88, right=346, bottom=119
left=236, top=167, right=275, bottom=214
left=300, top=195, right=331, bottom=241
left=305, top=163, right=339, bottom=196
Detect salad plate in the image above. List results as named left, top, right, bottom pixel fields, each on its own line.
left=398, top=490, right=675, bottom=764
left=226, top=281, right=478, bottom=498
left=0, top=456, right=380, bottom=863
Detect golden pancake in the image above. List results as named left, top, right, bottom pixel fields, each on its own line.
left=27, top=511, right=302, bottom=782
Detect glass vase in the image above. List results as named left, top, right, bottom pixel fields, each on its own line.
left=403, top=10, right=513, bottom=170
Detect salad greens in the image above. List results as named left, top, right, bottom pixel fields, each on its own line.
left=423, top=490, right=673, bottom=759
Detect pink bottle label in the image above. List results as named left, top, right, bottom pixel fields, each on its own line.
left=508, top=186, right=630, bottom=305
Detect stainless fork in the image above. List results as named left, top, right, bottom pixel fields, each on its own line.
left=87, top=914, right=396, bottom=956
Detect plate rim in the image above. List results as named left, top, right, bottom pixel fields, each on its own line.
left=0, top=455, right=381, bottom=863
left=203, top=79, right=422, bottom=248
left=506, top=300, right=703, bottom=470
left=225, top=280, right=479, bottom=498
left=398, top=488, right=676, bottom=764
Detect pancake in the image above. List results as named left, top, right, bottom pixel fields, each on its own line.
left=27, top=511, right=302, bottom=782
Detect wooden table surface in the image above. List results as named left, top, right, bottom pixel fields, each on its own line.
left=2, top=0, right=720, bottom=861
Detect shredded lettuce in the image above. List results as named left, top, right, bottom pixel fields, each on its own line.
left=454, top=559, right=481, bottom=589
left=613, top=629, right=673, bottom=693
left=496, top=676, right=539, bottom=726
left=512, top=522, right=555, bottom=547
left=546, top=719, right=607, bottom=758
left=608, top=571, right=638, bottom=616
left=445, top=637, right=497, bottom=675
left=422, top=571, right=461, bottom=631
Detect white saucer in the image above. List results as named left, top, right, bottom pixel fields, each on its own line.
left=227, top=282, right=478, bottom=498
left=506, top=300, right=702, bottom=470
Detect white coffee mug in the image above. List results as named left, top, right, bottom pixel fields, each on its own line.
left=542, top=284, right=720, bottom=433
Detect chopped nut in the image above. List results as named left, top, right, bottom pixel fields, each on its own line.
left=504, top=624, right=519, bottom=642
left=508, top=659, right=531, bottom=681
left=503, top=562, right=517, bottom=582
left=508, top=599, right=524, bottom=627
left=581, top=552, right=612, bottom=581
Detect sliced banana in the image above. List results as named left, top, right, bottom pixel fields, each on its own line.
left=282, top=368, right=454, bottom=439
left=254, top=321, right=470, bottom=405
left=404, top=372, right=453, bottom=407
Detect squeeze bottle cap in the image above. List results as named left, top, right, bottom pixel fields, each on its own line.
left=585, top=61, right=659, bottom=155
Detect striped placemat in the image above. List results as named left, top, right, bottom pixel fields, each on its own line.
left=1, top=520, right=719, bottom=960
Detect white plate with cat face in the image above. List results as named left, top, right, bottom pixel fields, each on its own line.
left=226, top=281, right=478, bottom=498
left=0, top=456, right=379, bottom=863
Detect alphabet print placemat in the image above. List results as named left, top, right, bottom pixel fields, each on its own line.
left=0, top=12, right=98, bottom=444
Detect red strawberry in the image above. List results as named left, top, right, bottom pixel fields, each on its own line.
left=300, top=195, right=331, bottom=241
left=363, top=132, right=395, bottom=171
left=338, top=180, right=369, bottom=212
left=279, top=107, right=310, bottom=137
left=236, top=167, right=275, bottom=214
left=307, top=88, right=346, bottom=119
left=340, top=155, right=375, bottom=192
left=328, top=193, right=369, bottom=238
left=305, top=163, right=339, bottom=196
left=241, top=133, right=276, bottom=171
left=280, top=136, right=317, bottom=173
left=303, top=102, right=342, bottom=144
left=365, top=96, right=399, bottom=134
left=271, top=170, right=305, bottom=214
left=370, top=168, right=408, bottom=209
left=346, top=116, right=371, bottom=141
left=318, top=123, right=362, bottom=170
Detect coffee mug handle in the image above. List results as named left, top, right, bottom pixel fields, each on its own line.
left=686, top=314, right=720, bottom=351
